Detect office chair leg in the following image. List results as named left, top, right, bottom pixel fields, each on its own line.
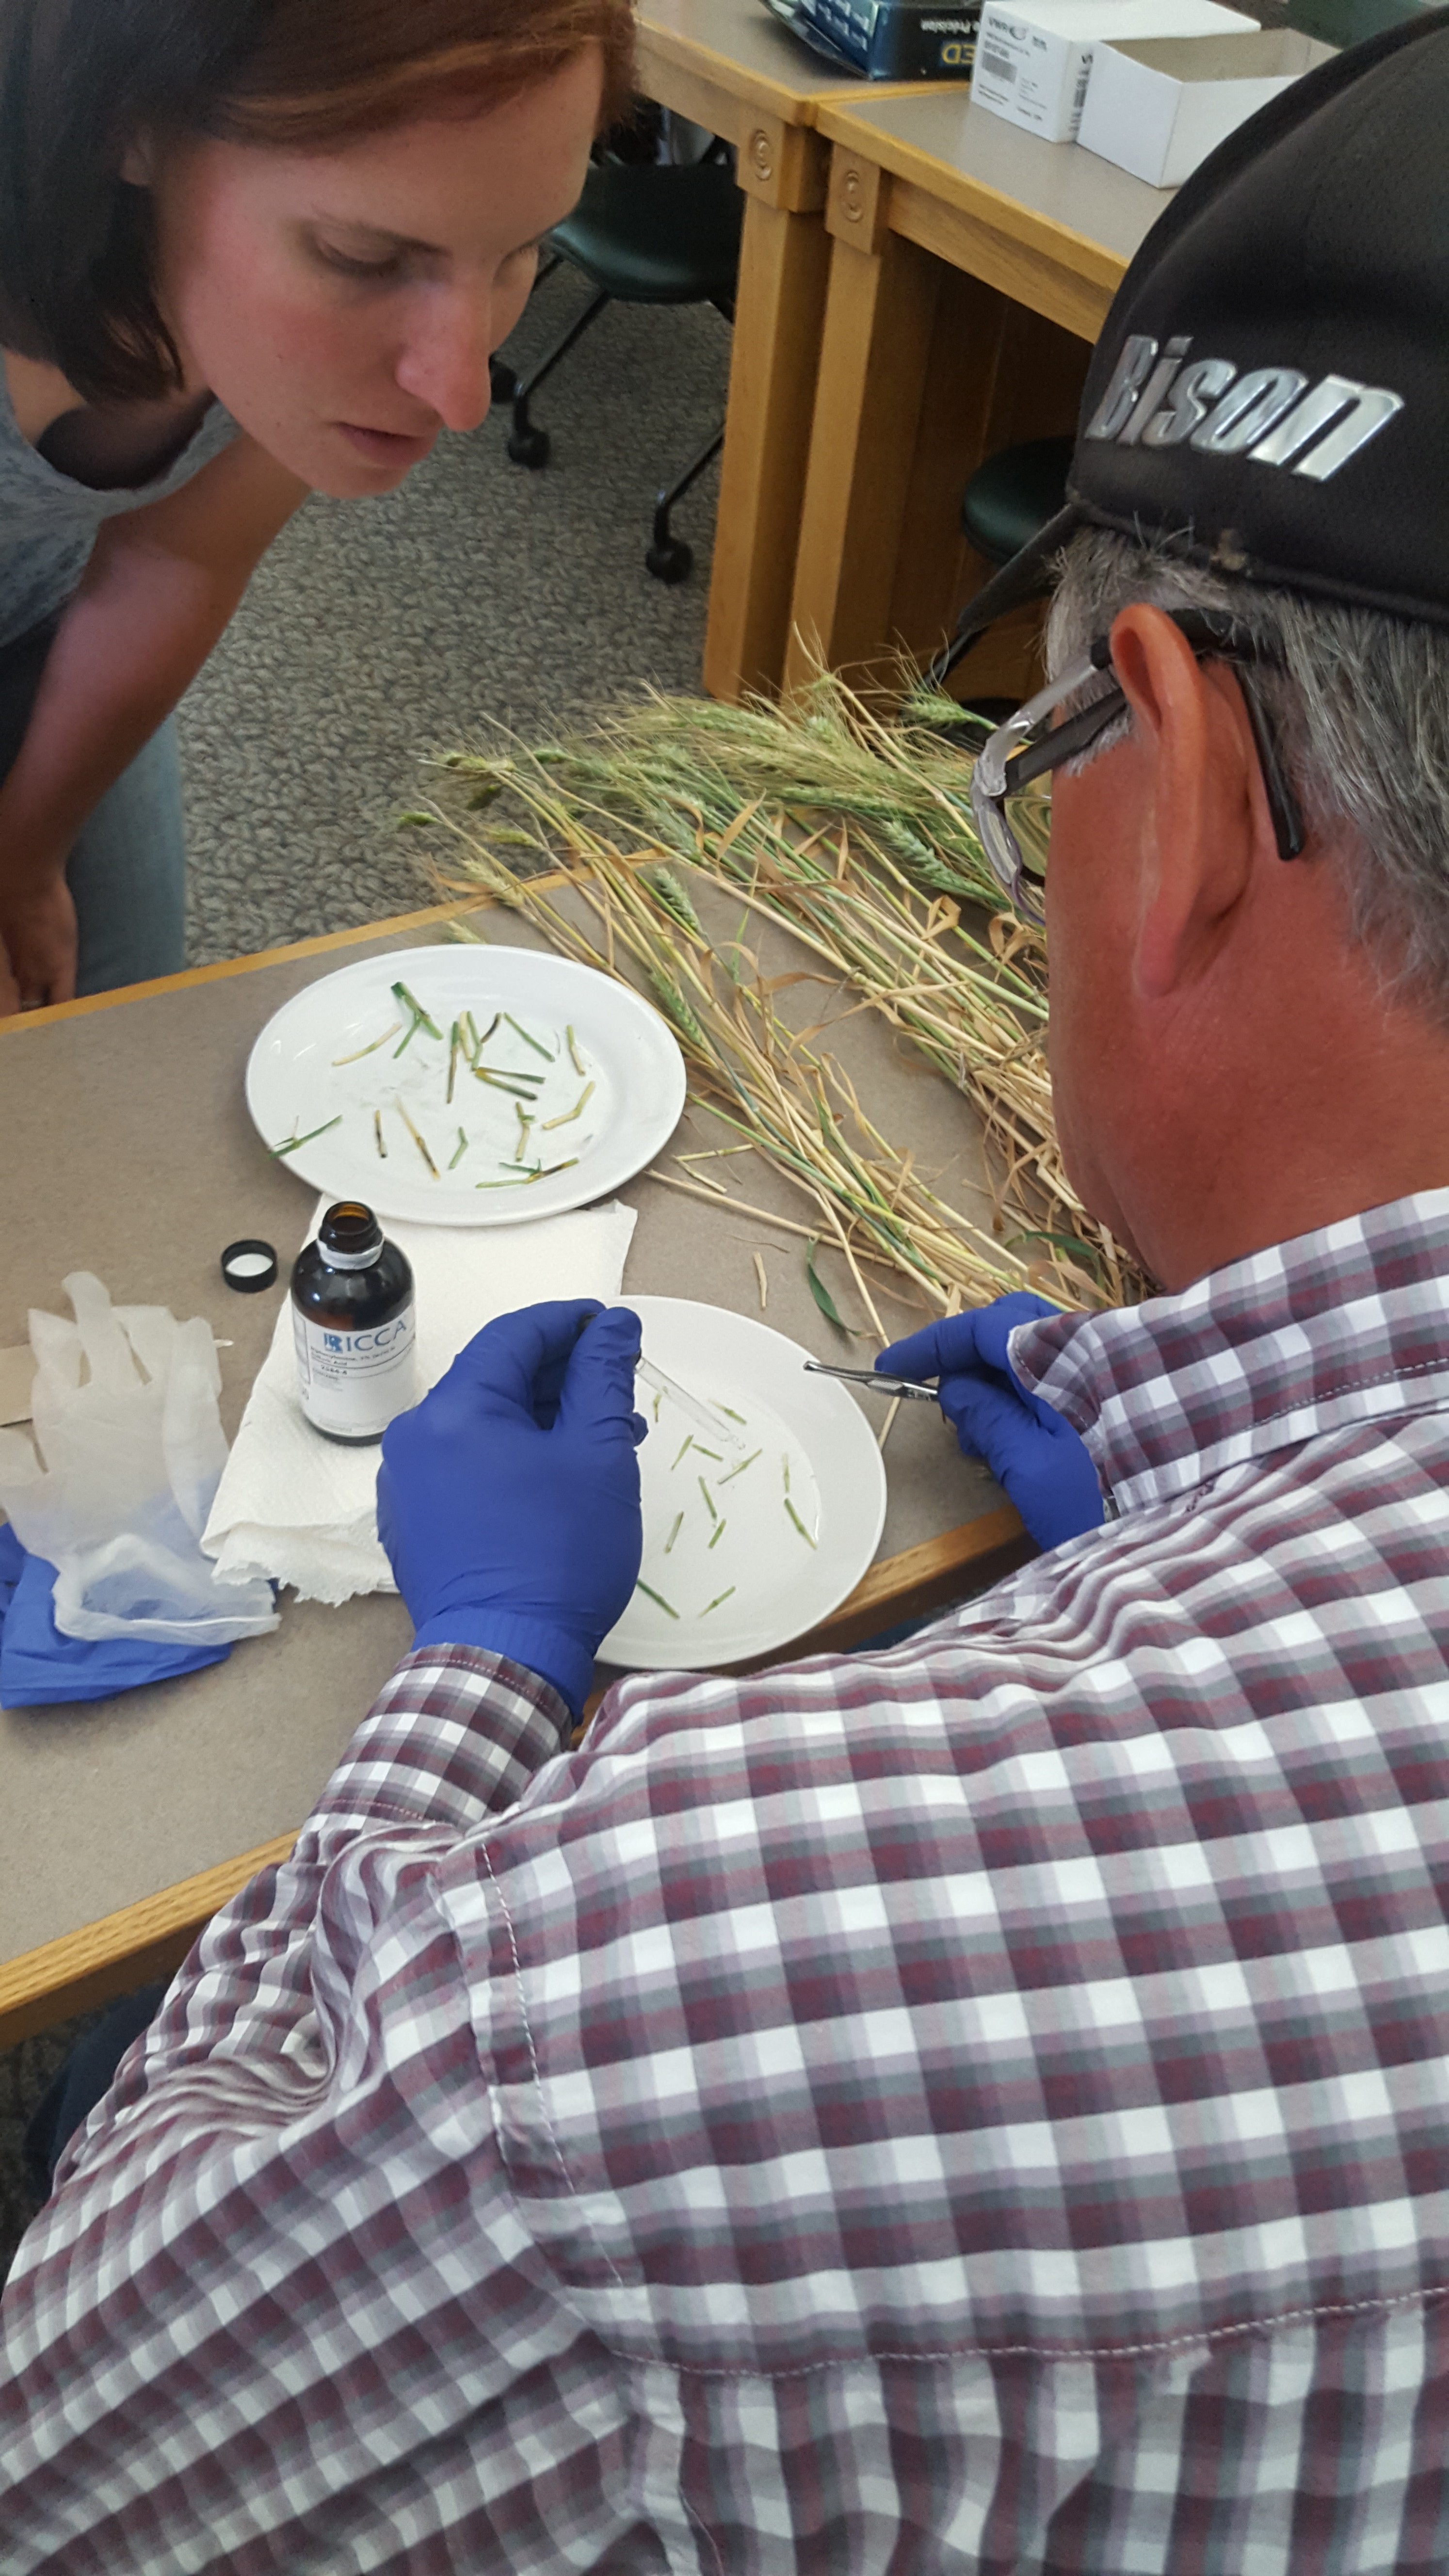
left=506, top=287, right=611, bottom=470
left=645, top=422, right=724, bottom=584
left=487, top=256, right=564, bottom=422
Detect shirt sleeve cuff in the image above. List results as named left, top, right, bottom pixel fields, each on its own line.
left=410, top=1613, right=593, bottom=1717
left=307, top=1643, right=573, bottom=1835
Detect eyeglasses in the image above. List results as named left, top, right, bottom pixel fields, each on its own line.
left=967, top=608, right=1307, bottom=924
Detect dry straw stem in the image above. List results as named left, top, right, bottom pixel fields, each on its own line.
left=425, top=675, right=1147, bottom=1316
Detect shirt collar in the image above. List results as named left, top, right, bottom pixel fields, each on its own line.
left=1009, top=1188, right=1449, bottom=1516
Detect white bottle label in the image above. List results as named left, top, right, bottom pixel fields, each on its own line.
left=292, top=1299, right=417, bottom=1439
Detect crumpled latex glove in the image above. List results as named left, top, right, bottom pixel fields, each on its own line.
left=0, top=1524, right=229, bottom=1709
left=877, top=1293, right=1104, bottom=1552
left=376, top=1300, right=644, bottom=1716
left=0, top=1272, right=275, bottom=1647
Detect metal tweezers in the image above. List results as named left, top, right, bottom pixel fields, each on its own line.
left=804, top=1361, right=937, bottom=1401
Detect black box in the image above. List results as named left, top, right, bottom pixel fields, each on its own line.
left=773, top=0, right=981, bottom=80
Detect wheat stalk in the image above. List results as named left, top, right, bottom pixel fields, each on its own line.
left=417, top=672, right=1146, bottom=1314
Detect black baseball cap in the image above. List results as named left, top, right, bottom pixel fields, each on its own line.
left=945, top=4, right=1449, bottom=667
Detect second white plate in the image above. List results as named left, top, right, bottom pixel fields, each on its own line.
left=600, top=1296, right=888, bottom=1670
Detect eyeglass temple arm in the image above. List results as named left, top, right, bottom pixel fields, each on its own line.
left=1001, top=611, right=1305, bottom=863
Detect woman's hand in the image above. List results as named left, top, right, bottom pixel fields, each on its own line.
left=0, top=869, right=78, bottom=1014
left=0, top=869, right=78, bottom=1013
left=0, top=436, right=306, bottom=1023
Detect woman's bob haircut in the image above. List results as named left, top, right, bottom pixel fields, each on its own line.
left=0, top=0, right=635, bottom=405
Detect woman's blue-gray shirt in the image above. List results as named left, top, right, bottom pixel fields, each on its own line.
left=0, top=363, right=240, bottom=651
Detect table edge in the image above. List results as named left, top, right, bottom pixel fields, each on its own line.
left=0, top=1504, right=1028, bottom=2044
left=815, top=95, right=1149, bottom=284
left=0, top=898, right=483, bottom=1041
left=634, top=12, right=933, bottom=126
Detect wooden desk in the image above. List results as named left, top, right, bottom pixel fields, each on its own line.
left=784, top=91, right=1174, bottom=694
left=631, top=0, right=932, bottom=701
left=0, top=899, right=1027, bottom=2044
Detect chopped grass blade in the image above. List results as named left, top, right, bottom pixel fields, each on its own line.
left=718, top=1448, right=761, bottom=1485
left=269, top=1114, right=342, bottom=1158
left=333, top=1024, right=400, bottom=1066
left=391, top=980, right=443, bottom=1041
left=541, top=1080, right=595, bottom=1131
left=398, top=1103, right=440, bottom=1177
left=472, top=1066, right=540, bottom=1100
left=504, top=1012, right=553, bottom=1060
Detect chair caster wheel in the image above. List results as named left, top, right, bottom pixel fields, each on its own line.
left=507, top=424, right=550, bottom=469
left=646, top=536, right=693, bottom=584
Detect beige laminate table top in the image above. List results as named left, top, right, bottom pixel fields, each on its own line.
left=817, top=85, right=1175, bottom=279
left=0, top=901, right=1011, bottom=1976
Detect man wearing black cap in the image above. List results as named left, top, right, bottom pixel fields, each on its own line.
left=3, top=19, right=1449, bottom=2573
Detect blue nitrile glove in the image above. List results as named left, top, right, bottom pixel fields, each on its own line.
left=0, top=1524, right=230, bottom=1709
left=877, top=1292, right=1104, bottom=1552
left=376, top=1300, right=646, bottom=1717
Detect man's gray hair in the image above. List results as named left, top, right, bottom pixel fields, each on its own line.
left=1046, top=527, right=1449, bottom=1015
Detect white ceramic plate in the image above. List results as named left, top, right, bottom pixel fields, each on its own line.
left=600, top=1296, right=888, bottom=1670
left=245, top=946, right=686, bottom=1227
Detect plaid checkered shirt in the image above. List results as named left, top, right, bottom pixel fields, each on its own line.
left=5, top=1187, right=1449, bottom=2573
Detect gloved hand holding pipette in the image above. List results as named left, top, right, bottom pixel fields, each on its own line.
left=376, top=1300, right=645, bottom=1717
left=876, top=1293, right=1104, bottom=1553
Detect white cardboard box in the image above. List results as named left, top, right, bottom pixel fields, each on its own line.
left=970, top=0, right=1260, bottom=144
left=1078, top=28, right=1336, bottom=184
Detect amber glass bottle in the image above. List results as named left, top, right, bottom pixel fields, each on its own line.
left=290, top=1201, right=416, bottom=1445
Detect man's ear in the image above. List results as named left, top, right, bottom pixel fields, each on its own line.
left=1108, top=603, right=1272, bottom=1002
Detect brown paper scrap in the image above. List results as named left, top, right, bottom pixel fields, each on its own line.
left=0, top=1346, right=34, bottom=1428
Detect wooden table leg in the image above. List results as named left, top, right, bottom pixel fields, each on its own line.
left=889, top=280, right=1090, bottom=701
left=704, top=123, right=833, bottom=704
left=783, top=151, right=941, bottom=696
left=785, top=143, right=1093, bottom=703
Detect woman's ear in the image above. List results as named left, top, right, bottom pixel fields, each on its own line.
left=121, top=134, right=155, bottom=187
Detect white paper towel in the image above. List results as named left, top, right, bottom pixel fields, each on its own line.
left=202, top=1198, right=637, bottom=1604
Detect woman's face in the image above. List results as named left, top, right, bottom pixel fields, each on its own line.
left=143, top=48, right=602, bottom=495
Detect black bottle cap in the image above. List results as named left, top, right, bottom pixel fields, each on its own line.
left=221, top=1239, right=279, bottom=1293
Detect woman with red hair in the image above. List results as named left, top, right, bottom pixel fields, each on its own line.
left=0, top=0, right=633, bottom=1013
